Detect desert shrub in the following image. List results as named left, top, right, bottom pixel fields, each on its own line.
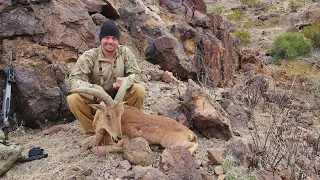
left=208, top=6, right=224, bottom=14
left=280, top=60, right=320, bottom=86
left=289, top=0, right=301, bottom=12
left=222, top=156, right=257, bottom=180
left=243, top=20, right=253, bottom=28
left=270, top=33, right=312, bottom=63
left=268, top=3, right=277, bottom=12
left=226, top=8, right=246, bottom=25
left=259, top=2, right=270, bottom=12
left=235, top=30, right=251, bottom=45
left=301, top=24, right=320, bottom=49
left=241, top=0, right=260, bottom=7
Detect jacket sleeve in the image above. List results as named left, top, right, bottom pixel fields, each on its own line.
left=67, top=50, right=97, bottom=100
left=123, top=47, right=141, bottom=89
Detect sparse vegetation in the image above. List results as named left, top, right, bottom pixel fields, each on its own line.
left=206, top=1, right=320, bottom=179
left=226, top=8, right=246, bottom=25
left=235, top=30, right=251, bottom=45
left=241, top=0, right=260, bottom=7
left=270, top=33, right=312, bottom=64
left=289, top=0, right=301, bottom=12
left=243, top=20, right=253, bottom=29
left=301, top=24, right=320, bottom=49
left=222, top=156, right=257, bottom=180
left=280, top=60, right=320, bottom=86
left=208, top=6, right=224, bottom=14
left=242, top=74, right=320, bottom=179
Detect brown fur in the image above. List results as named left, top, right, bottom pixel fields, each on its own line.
left=71, top=88, right=198, bottom=154
left=84, top=102, right=198, bottom=155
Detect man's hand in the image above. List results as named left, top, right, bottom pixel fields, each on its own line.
left=113, top=77, right=124, bottom=90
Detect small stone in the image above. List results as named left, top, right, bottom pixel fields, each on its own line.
left=153, top=160, right=160, bottom=168
left=279, top=170, right=292, bottom=180
left=80, top=169, right=93, bottom=177
left=178, top=113, right=190, bottom=128
left=104, top=172, right=110, bottom=179
left=163, top=165, right=169, bottom=171
left=257, top=170, right=281, bottom=180
left=218, top=174, right=227, bottom=180
left=161, top=71, right=177, bottom=83
left=207, top=149, right=225, bottom=165
left=119, top=160, right=131, bottom=171
left=201, top=173, right=215, bottom=180
left=306, top=176, right=318, bottom=180
left=214, top=165, right=224, bottom=175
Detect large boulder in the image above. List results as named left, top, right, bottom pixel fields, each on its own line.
left=1, top=39, right=76, bottom=127
left=121, top=0, right=238, bottom=87
left=0, top=0, right=98, bottom=53
left=182, top=79, right=233, bottom=140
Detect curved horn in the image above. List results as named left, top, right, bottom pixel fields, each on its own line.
left=70, top=88, right=116, bottom=105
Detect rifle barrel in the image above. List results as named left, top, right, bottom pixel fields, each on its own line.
left=9, top=50, right=13, bottom=66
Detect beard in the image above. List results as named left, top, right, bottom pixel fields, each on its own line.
left=103, top=44, right=116, bottom=53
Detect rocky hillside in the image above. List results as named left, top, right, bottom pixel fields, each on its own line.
left=0, top=0, right=319, bottom=179
left=206, top=0, right=320, bottom=64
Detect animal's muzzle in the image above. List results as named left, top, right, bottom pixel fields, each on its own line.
left=116, top=135, right=122, bottom=141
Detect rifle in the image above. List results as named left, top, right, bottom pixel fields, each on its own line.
left=1, top=50, right=15, bottom=143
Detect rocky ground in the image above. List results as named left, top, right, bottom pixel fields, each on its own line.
left=1, top=0, right=320, bottom=179
left=3, top=79, right=227, bottom=179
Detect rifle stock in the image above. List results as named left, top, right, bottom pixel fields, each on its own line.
left=1, top=50, right=15, bottom=141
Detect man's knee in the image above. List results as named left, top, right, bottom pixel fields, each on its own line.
left=131, top=84, right=146, bottom=99
left=67, top=93, right=82, bottom=109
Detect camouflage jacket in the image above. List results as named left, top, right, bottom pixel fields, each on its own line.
left=68, top=45, right=141, bottom=101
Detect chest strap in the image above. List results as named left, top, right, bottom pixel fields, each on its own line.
left=99, top=60, right=117, bottom=87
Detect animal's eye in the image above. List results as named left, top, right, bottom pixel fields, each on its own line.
left=106, top=114, right=110, bottom=118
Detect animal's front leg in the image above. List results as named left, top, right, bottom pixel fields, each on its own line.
left=116, top=136, right=129, bottom=147
left=92, top=145, right=124, bottom=156
left=81, top=135, right=95, bottom=151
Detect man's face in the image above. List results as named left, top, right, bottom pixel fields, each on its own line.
left=101, top=36, right=119, bottom=53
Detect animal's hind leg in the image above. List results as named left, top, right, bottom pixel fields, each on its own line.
left=185, top=142, right=198, bottom=154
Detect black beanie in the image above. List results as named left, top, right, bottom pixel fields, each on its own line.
left=99, top=20, right=120, bottom=41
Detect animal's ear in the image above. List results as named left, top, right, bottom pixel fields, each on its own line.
left=114, top=101, right=125, bottom=114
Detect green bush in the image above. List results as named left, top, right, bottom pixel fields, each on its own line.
left=270, top=33, right=312, bottom=63
left=301, top=24, right=320, bottom=49
left=235, top=30, right=251, bottom=45
left=222, top=156, right=257, bottom=180
left=243, top=21, right=253, bottom=28
left=226, top=8, right=246, bottom=25
left=208, top=6, right=224, bottom=14
left=289, top=0, right=301, bottom=12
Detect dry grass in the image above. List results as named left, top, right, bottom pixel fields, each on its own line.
left=280, top=59, right=320, bottom=85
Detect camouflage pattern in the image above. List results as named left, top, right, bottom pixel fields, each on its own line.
left=0, top=142, right=22, bottom=175
left=68, top=45, right=141, bottom=101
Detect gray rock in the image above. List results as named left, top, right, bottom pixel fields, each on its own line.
left=132, top=165, right=168, bottom=180
left=0, top=143, right=23, bottom=175
left=123, top=137, right=154, bottom=166
left=161, top=146, right=203, bottom=180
